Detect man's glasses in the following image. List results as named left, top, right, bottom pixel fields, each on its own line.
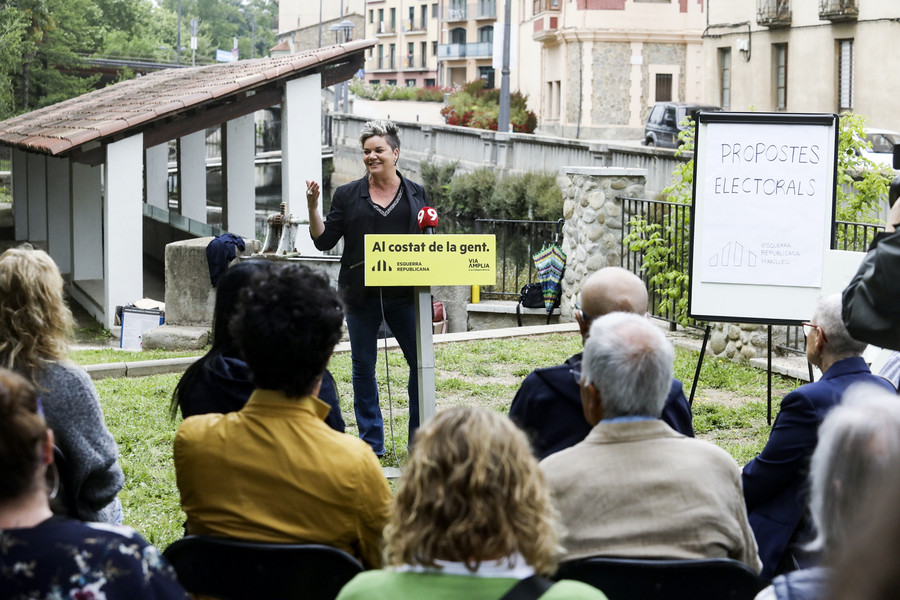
left=801, top=322, right=827, bottom=344
left=574, top=302, right=594, bottom=323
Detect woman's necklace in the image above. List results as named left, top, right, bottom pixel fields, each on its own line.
left=369, top=176, right=401, bottom=208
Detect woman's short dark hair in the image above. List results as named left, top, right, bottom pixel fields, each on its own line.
left=0, top=368, right=46, bottom=502
left=170, top=260, right=276, bottom=417
left=229, top=263, right=343, bottom=398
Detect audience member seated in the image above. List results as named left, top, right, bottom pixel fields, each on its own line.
left=174, top=263, right=390, bottom=568
left=0, top=368, right=188, bottom=599
left=0, top=246, right=124, bottom=523
left=754, top=384, right=900, bottom=600
left=510, top=267, right=693, bottom=459
left=170, top=259, right=345, bottom=432
left=336, top=406, right=608, bottom=599
left=541, top=312, right=761, bottom=571
left=742, top=293, right=895, bottom=581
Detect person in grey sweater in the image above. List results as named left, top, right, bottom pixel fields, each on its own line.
left=0, top=246, right=124, bottom=523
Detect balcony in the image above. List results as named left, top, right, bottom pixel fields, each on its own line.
left=374, top=56, right=396, bottom=71
left=819, top=0, right=858, bottom=22
left=533, top=0, right=560, bottom=15
left=444, top=5, right=467, bottom=21
left=437, top=41, right=494, bottom=59
left=403, top=54, right=429, bottom=70
left=444, top=2, right=497, bottom=20
left=375, top=22, right=396, bottom=35
left=757, top=0, right=791, bottom=27
left=403, top=20, right=427, bottom=34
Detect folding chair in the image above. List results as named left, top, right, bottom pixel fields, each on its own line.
left=163, top=535, right=364, bottom=600
left=555, top=556, right=765, bottom=600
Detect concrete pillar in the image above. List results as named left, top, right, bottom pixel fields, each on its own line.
left=26, top=153, right=47, bottom=242
left=11, top=148, right=28, bottom=240
left=178, top=130, right=207, bottom=223
left=46, top=157, right=72, bottom=274
left=104, top=135, right=144, bottom=328
left=223, top=113, right=256, bottom=239
left=71, top=162, right=103, bottom=281
left=282, top=74, right=322, bottom=255
left=145, top=143, right=169, bottom=210
left=629, top=42, right=645, bottom=129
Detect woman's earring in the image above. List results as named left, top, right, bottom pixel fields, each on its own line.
left=46, top=463, right=60, bottom=500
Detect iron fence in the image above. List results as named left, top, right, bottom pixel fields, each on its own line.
left=475, top=218, right=560, bottom=300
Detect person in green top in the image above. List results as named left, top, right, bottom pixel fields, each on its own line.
left=336, top=407, right=607, bottom=600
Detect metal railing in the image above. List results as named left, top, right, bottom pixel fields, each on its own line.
left=757, top=0, right=791, bottom=26
left=621, top=197, right=696, bottom=329
left=437, top=41, right=493, bottom=59
left=475, top=218, right=560, bottom=300
left=620, top=195, right=884, bottom=349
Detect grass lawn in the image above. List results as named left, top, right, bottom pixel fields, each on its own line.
left=92, top=333, right=801, bottom=548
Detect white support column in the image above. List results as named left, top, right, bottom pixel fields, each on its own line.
left=223, top=113, right=256, bottom=239
left=71, top=162, right=103, bottom=281
left=145, top=143, right=169, bottom=210
left=178, top=130, right=207, bottom=223
left=26, top=153, right=47, bottom=242
left=12, top=148, right=28, bottom=240
left=104, top=135, right=144, bottom=328
left=282, top=74, right=322, bottom=255
left=46, top=157, right=72, bottom=274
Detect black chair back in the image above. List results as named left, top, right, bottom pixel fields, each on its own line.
left=555, top=556, right=765, bottom=600
left=48, top=445, right=84, bottom=520
left=163, top=535, right=363, bottom=600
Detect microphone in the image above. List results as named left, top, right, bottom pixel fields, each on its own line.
left=417, top=206, right=439, bottom=235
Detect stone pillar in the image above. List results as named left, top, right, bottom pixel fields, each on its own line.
left=558, top=167, right=647, bottom=319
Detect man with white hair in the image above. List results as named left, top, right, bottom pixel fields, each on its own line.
left=541, top=312, right=761, bottom=571
left=743, top=293, right=895, bottom=581
left=510, top=267, right=693, bottom=460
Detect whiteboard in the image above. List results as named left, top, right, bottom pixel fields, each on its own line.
left=688, top=112, right=838, bottom=324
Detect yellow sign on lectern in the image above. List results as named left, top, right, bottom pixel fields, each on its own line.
left=364, top=234, right=496, bottom=286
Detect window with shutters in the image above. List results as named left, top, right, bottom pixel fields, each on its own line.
left=837, top=39, right=854, bottom=112
left=655, top=73, right=673, bottom=102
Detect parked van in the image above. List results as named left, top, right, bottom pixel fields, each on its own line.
left=643, top=102, right=722, bottom=148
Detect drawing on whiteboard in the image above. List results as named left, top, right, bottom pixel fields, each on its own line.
left=707, top=240, right=758, bottom=268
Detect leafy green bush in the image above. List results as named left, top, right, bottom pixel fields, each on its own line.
left=348, top=78, right=448, bottom=102
left=421, top=159, right=458, bottom=215
left=447, top=168, right=497, bottom=218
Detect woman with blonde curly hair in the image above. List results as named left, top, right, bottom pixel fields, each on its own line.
left=0, top=246, right=123, bottom=523
left=337, top=407, right=607, bottom=599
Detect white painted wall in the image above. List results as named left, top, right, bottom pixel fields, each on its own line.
left=283, top=75, right=322, bottom=255
left=12, top=148, right=28, bottom=240
left=223, top=114, right=256, bottom=239
left=145, top=143, right=169, bottom=210
left=26, top=153, right=47, bottom=242
left=71, top=162, right=103, bottom=281
left=104, top=135, right=144, bottom=328
left=178, top=130, right=207, bottom=223
left=46, top=157, right=71, bottom=274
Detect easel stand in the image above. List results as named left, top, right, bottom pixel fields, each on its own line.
left=690, top=323, right=807, bottom=426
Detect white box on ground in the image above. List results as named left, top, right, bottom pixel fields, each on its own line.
left=120, top=307, right=165, bottom=350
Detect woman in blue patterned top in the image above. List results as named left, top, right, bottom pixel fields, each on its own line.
left=0, top=368, right=188, bottom=599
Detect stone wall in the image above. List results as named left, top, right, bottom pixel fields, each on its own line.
left=708, top=322, right=771, bottom=362
left=557, top=167, right=647, bottom=319
left=591, top=42, right=632, bottom=127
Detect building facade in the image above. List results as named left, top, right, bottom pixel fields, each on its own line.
left=438, top=0, right=501, bottom=88
left=362, top=0, right=441, bottom=87
left=276, top=1, right=365, bottom=54
left=702, top=0, right=900, bottom=132
left=519, top=0, right=707, bottom=140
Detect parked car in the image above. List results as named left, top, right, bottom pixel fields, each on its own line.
left=861, top=128, right=900, bottom=169
left=643, top=102, right=722, bottom=148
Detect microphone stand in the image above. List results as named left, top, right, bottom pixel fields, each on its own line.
left=415, top=209, right=439, bottom=428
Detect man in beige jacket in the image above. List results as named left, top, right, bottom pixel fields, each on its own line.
left=541, top=312, right=761, bottom=572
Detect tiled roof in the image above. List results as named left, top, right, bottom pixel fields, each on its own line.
left=0, top=40, right=373, bottom=157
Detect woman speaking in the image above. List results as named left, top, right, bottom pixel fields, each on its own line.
left=307, top=120, right=429, bottom=456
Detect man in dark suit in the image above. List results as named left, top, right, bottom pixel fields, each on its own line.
left=509, top=267, right=694, bottom=460
left=743, top=293, right=895, bottom=581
